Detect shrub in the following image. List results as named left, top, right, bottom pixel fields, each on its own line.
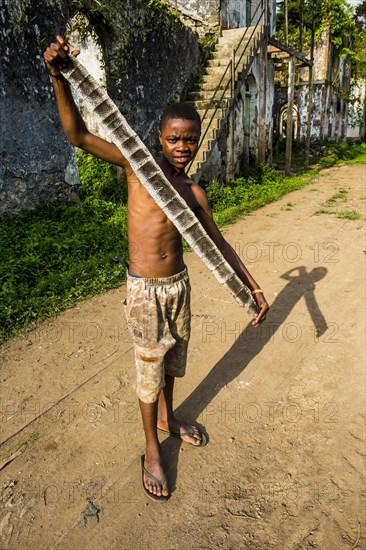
left=77, top=150, right=128, bottom=204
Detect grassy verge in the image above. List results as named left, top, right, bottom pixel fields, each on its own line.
left=272, top=140, right=366, bottom=168
left=0, top=152, right=129, bottom=343
left=1, top=142, right=364, bottom=342
left=0, top=201, right=129, bottom=343
left=317, top=141, right=366, bottom=166
left=205, top=165, right=317, bottom=229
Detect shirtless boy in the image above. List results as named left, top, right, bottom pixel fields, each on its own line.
left=44, top=36, right=269, bottom=501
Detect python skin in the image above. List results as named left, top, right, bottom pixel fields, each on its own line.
left=61, top=57, right=259, bottom=316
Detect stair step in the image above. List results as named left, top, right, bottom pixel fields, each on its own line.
left=201, top=71, right=230, bottom=84
left=201, top=60, right=250, bottom=84
left=188, top=89, right=232, bottom=101
left=218, top=29, right=247, bottom=44
left=211, top=44, right=248, bottom=58
left=201, top=118, right=221, bottom=134
left=217, top=33, right=249, bottom=45
left=214, top=43, right=253, bottom=61
left=191, top=141, right=214, bottom=166
left=207, top=57, right=231, bottom=68
left=221, top=26, right=257, bottom=37
left=197, top=107, right=228, bottom=122
left=190, top=98, right=230, bottom=111
left=204, top=63, right=231, bottom=74
left=199, top=127, right=219, bottom=144
left=196, top=78, right=231, bottom=92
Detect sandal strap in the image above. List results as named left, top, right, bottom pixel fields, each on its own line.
left=179, top=431, right=198, bottom=438
left=143, top=466, right=167, bottom=487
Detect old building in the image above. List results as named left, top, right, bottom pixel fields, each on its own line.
left=164, top=0, right=278, bottom=182
left=273, top=25, right=364, bottom=147
left=0, top=0, right=363, bottom=213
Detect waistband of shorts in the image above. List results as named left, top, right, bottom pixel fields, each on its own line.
left=127, top=266, right=188, bottom=286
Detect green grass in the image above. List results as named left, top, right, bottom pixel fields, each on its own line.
left=318, top=185, right=364, bottom=220
left=313, top=208, right=364, bottom=220
left=325, top=187, right=349, bottom=205
left=318, top=142, right=366, bottom=165
left=0, top=201, right=129, bottom=342
left=272, top=147, right=317, bottom=166
left=206, top=166, right=316, bottom=228
left=281, top=202, right=296, bottom=211
left=273, top=140, right=366, bottom=167
left=313, top=208, right=337, bottom=216
left=336, top=210, right=364, bottom=220
left=0, top=152, right=129, bottom=343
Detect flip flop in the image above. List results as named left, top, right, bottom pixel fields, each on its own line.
left=140, top=455, right=170, bottom=502
left=157, top=425, right=207, bottom=447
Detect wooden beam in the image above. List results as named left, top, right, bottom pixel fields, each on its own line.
left=304, top=63, right=314, bottom=169
left=304, top=20, right=315, bottom=169
left=268, top=37, right=312, bottom=66
left=285, top=56, right=295, bottom=176
left=284, top=0, right=289, bottom=45
left=257, top=40, right=267, bottom=164
left=299, top=0, right=304, bottom=52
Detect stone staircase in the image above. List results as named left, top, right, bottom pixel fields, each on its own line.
left=187, top=26, right=264, bottom=181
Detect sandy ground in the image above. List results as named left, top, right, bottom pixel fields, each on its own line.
left=0, top=164, right=365, bottom=550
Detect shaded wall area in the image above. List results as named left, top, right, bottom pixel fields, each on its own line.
left=0, top=0, right=74, bottom=214
left=0, top=0, right=201, bottom=213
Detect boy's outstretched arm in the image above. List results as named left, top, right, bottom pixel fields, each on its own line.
left=43, top=35, right=131, bottom=170
left=192, top=184, right=269, bottom=327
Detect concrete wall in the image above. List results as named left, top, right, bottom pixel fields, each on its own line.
left=165, top=0, right=221, bottom=34
left=165, top=0, right=275, bottom=34
left=347, top=79, right=366, bottom=140
left=66, top=16, right=107, bottom=140
left=66, top=8, right=201, bottom=151
left=0, top=0, right=77, bottom=214
left=0, top=0, right=202, bottom=213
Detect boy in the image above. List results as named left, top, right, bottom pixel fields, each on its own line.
left=44, top=36, right=269, bottom=501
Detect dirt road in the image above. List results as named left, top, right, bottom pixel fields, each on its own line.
left=1, top=164, right=365, bottom=549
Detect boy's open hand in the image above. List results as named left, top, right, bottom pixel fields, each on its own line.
left=43, top=35, right=79, bottom=77
left=251, top=293, right=269, bottom=327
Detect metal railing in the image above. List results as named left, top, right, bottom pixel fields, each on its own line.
left=187, top=0, right=266, bottom=176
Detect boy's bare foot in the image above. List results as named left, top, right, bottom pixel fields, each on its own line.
left=142, top=451, right=169, bottom=499
left=157, top=417, right=206, bottom=446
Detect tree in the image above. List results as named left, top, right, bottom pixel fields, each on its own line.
left=276, top=0, right=356, bottom=52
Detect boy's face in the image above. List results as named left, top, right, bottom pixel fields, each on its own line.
left=159, top=117, right=201, bottom=172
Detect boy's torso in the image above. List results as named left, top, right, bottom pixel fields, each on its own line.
left=126, top=157, right=201, bottom=278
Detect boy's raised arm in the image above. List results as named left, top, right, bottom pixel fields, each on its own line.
left=43, top=35, right=130, bottom=170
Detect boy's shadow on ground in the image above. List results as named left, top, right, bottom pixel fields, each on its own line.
left=161, top=265, right=329, bottom=493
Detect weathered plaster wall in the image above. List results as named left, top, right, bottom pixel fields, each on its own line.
left=347, top=80, right=366, bottom=140
left=99, top=1, right=201, bottom=152
left=165, top=0, right=220, bottom=34
left=165, top=0, right=275, bottom=35
left=274, top=27, right=356, bottom=145
left=274, top=82, right=351, bottom=144
left=0, top=0, right=201, bottom=213
left=0, top=0, right=77, bottom=214
left=67, top=17, right=107, bottom=139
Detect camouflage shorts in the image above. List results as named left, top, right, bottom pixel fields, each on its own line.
left=124, top=267, right=191, bottom=404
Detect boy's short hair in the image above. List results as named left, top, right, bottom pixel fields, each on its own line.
left=159, top=102, right=201, bottom=130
